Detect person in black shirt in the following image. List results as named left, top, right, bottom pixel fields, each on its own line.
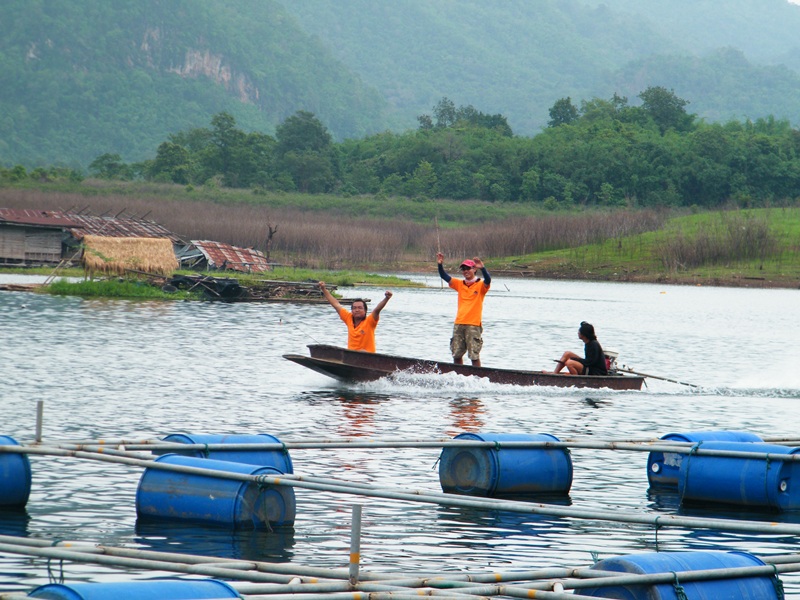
left=552, top=321, right=608, bottom=375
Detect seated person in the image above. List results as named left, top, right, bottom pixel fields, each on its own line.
left=553, top=321, right=608, bottom=375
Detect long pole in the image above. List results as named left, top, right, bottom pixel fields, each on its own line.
left=617, top=366, right=700, bottom=388
left=435, top=215, right=443, bottom=288
left=18, top=438, right=800, bottom=459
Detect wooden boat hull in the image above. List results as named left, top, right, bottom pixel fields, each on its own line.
left=283, top=344, right=644, bottom=390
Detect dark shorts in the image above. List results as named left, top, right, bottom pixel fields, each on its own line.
left=450, top=324, right=483, bottom=360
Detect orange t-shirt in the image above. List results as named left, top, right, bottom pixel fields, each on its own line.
left=338, top=308, right=379, bottom=352
left=449, top=279, right=490, bottom=326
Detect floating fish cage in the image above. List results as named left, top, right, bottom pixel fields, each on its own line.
left=3, top=427, right=799, bottom=597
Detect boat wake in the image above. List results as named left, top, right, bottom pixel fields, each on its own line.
left=338, top=370, right=800, bottom=400
left=349, top=369, right=640, bottom=397
left=694, top=386, right=800, bottom=399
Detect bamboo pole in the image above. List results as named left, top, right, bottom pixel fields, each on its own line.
left=35, top=400, right=44, bottom=443
left=349, top=504, right=362, bottom=585
left=13, top=438, right=800, bottom=463
left=1, top=536, right=798, bottom=599
left=0, top=534, right=625, bottom=586
left=32, top=432, right=800, bottom=450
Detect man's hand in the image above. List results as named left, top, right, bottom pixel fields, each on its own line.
left=436, top=252, right=444, bottom=264
left=473, top=257, right=484, bottom=269
left=384, top=290, right=393, bottom=299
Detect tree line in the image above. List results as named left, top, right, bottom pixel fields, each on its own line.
left=6, top=87, right=800, bottom=209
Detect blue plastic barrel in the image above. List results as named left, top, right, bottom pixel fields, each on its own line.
left=581, top=551, right=780, bottom=599
left=29, top=579, right=240, bottom=599
left=647, top=430, right=763, bottom=489
left=678, top=440, right=800, bottom=510
left=160, top=433, right=293, bottom=473
left=438, top=433, right=572, bottom=497
left=0, top=435, right=32, bottom=507
left=136, top=454, right=295, bottom=528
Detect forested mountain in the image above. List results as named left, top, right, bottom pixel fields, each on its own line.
left=3, top=0, right=800, bottom=168
left=0, top=0, right=388, bottom=167
left=280, top=0, right=800, bottom=135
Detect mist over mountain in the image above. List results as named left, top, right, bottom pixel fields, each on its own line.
left=279, top=0, right=800, bottom=133
left=3, top=0, right=800, bottom=168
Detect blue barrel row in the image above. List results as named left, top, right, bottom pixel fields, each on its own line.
left=1, top=433, right=296, bottom=529
left=439, top=430, right=800, bottom=512
left=23, top=550, right=782, bottom=599
left=4, top=430, right=798, bottom=520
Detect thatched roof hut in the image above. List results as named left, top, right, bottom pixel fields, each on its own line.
left=82, top=235, right=177, bottom=276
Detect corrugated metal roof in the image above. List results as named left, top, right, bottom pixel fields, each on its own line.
left=0, top=208, right=184, bottom=242
left=0, top=208, right=80, bottom=228
left=66, top=214, right=184, bottom=243
left=191, top=240, right=271, bottom=273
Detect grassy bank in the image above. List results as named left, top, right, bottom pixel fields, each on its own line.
left=505, top=208, right=800, bottom=288
left=25, top=268, right=418, bottom=301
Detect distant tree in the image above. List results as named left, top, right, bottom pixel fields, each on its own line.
left=275, top=110, right=332, bottom=155
left=149, top=142, right=191, bottom=184
left=206, top=112, right=247, bottom=186
left=417, top=114, right=434, bottom=130
left=408, top=160, right=437, bottom=197
left=456, top=105, right=513, bottom=136
left=7, top=165, right=27, bottom=182
left=548, top=97, right=579, bottom=127
left=279, top=150, right=335, bottom=193
left=520, top=168, right=540, bottom=200
left=88, top=153, right=132, bottom=179
left=638, top=86, right=694, bottom=134
left=421, top=99, right=512, bottom=135
left=275, top=111, right=336, bottom=192
left=433, top=97, right=457, bottom=129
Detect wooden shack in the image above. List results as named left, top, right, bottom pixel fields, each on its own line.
left=0, top=209, right=78, bottom=265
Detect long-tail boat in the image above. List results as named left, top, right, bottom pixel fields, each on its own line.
left=283, top=344, right=644, bottom=390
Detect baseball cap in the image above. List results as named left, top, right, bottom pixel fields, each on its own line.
left=460, top=259, right=476, bottom=269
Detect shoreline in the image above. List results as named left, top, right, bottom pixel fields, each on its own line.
left=382, top=262, right=799, bottom=290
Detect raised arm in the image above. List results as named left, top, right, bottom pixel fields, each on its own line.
left=473, top=257, right=491, bottom=286
left=370, top=290, right=393, bottom=321
left=436, top=252, right=451, bottom=283
left=318, top=281, right=344, bottom=312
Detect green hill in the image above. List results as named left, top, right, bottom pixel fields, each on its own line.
left=4, top=0, right=800, bottom=169
left=0, top=0, right=387, bottom=166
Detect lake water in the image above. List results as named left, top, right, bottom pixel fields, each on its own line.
left=1, top=273, right=799, bottom=595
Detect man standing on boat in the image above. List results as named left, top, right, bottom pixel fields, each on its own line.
left=437, top=252, right=491, bottom=367
left=318, top=282, right=392, bottom=353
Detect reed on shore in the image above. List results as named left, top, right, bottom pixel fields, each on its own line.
left=2, top=182, right=799, bottom=287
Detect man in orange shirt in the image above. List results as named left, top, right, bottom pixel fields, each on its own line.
left=436, top=252, right=491, bottom=367
left=319, top=281, right=393, bottom=352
